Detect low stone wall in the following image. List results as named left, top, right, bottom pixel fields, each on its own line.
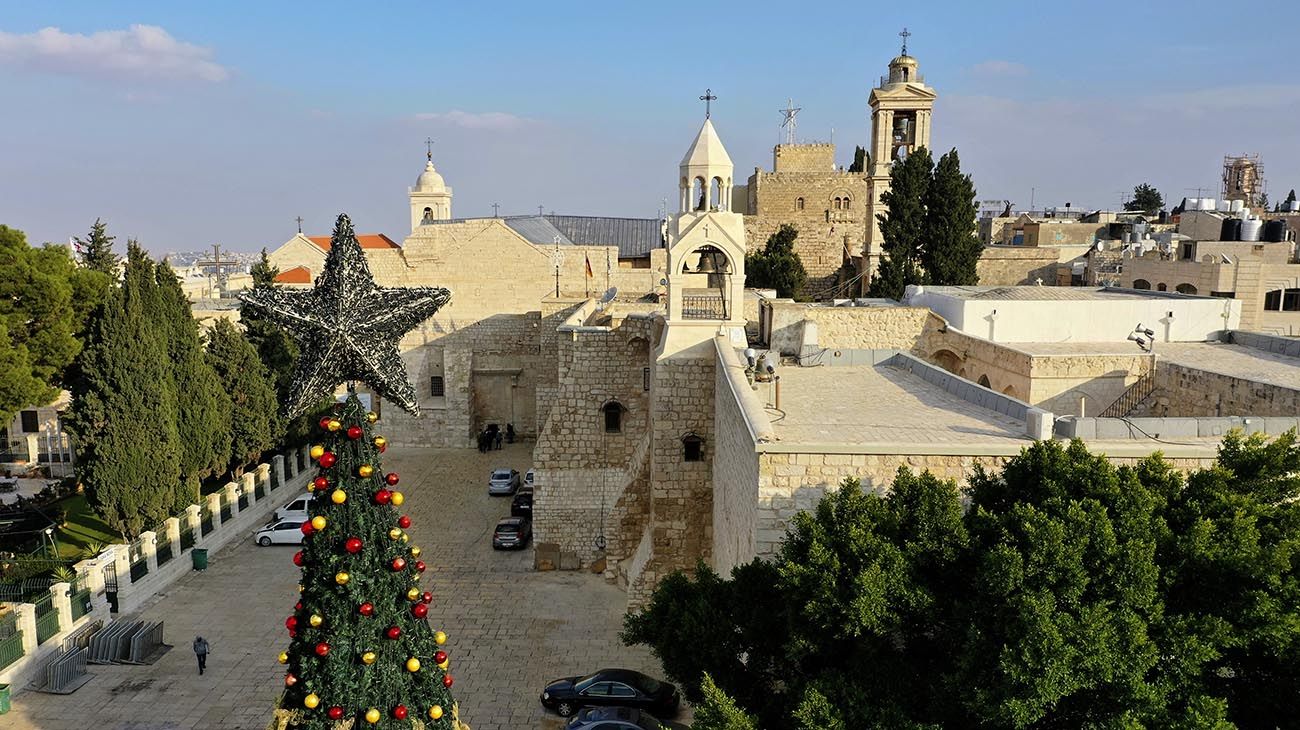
left=1146, top=362, right=1300, bottom=417
left=761, top=299, right=934, bottom=356
left=711, top=339, right=773, bottom=576
left=1231, top=330, right=1300, bottom=357
left=1057, top=415, right=1299, bottom=440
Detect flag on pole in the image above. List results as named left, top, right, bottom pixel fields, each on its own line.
left=584, top=254, right=593, bottom=278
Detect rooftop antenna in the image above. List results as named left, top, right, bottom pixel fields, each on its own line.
left=699, top=88, right=717, bottom=119
left=899, top=27, right=911, bottom=56
left=424, top=137, right=434, bottom=161
left=779, top=98, right=801, bottom=145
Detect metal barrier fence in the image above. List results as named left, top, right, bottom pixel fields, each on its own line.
left=88, top=619, right=137, bottom=664
left=34, top=594, right=60, bottom=645
left=126, top=620, right=164, bottom=664
left=0, top=612, right=22, bottom=671
left=39, top=646, right=89, bottom=693
left=0, top=576, right=56, bottom=603
left=219, top=493, right=233, bottom=522
left=62, top=618, right=102, bottom=652
left=129, top=556, right=148, bottom=583
left=254, top=478, right=266, bottom=500
left=199, top=504, right=214, bottom=536
left=237, top=490, right=249, bottom=510
left=180, top=522, right=195, bottom=550
left=156, top=533, right=174, bottom=566
left=70, top=587, right=92, bottom=620
left=270, top=465, right=281, bottom=491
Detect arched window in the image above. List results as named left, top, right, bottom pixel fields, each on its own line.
left=842, top=197, right=851, bottom=210
left=693, top=177, right=706, bottom=211
left=682, top=433, right=704, bottom=462
left=1002, top=385, right=1019, bottom=399
left=710, top=177, right=723, bottom=210
left=1175, top=283, right=1198, bottom=295
left=831, top=197, right=840, bottom=210
left=1132, top=279, right=1151, bottom=290
left=1157, top=283, right=1168, bottom=292
left=421, top=207, right=434, bottom=223
left=978, top=375, right=992, bottom=389
left=602, top=401, right=624, bottom=433
left=795, top=197, right=805, bottom=211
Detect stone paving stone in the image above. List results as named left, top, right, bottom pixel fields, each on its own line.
left=8, top=443, right=687, bottom=729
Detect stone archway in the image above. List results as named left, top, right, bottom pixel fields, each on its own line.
left=931, top=348, right=963, bottom=374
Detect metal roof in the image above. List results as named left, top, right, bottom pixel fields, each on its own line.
left=505, top=215, right=663, bottom=258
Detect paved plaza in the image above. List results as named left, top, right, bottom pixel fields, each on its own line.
left=8, top=443, right=678, bottom=730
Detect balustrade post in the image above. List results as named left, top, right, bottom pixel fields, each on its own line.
left=139, top=530, right=159, bottom=573
left=241, top=472, right=256, bottom=507
left=164, top=517, right=182, bottom=550
left=49, top=581, right=73, bottom=631
left=15, top=604, right=37, bottom=655
left=206, top=493, right=223, bottom=529
left=223, top=482, right=240, bottom=517
left=186, top=504, right=203, bottom=541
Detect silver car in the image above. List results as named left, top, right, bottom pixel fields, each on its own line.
left=488, top=468, right=521, bottom=496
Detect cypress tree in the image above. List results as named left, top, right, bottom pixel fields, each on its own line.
left=250, top=247, right=279, bottom=287
left=848, top=146, right=868, bottom=174
left=922, top=149, right=982, bottom=286
left=868, top=147, right=932, bottom=300
left=745, top=224, right=808, bottom=299
left=207, top=317, right=282, bottom=473
left=74, top=218, right=120, bottom=275
left=66, top=244, right=182, bottom=537
left=155, top=260, right=231, bottom=509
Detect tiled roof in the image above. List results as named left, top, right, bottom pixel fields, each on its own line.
left=274, top=265, right=312, bottom=284
left=306, top=234, right=400, bottom=251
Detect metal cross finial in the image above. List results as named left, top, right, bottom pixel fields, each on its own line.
left=779, top=98, right=802, bottom=145
left=491, top=202, right=500, bottom=217
left=538, top=205, right=545, bottom=217
left=425, top=137, right=434, bottom=161
left=899, top=27, right=911, bottom=55
left=295, top=216, right=304, bottom=233
left=699, top=89, right=717, bottom=119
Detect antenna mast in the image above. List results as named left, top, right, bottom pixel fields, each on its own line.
left=779, top=98, right=801, bottom=145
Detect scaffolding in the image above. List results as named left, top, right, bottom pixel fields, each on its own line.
left=1222, top=154, right=1264, bottom=206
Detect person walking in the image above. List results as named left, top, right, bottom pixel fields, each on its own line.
left=193, top=636, right=210, bottom=675
left=494, top=430, right=503, bottom=450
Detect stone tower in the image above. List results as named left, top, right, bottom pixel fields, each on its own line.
left=409, top=151, right=453, bottom=232
left=863, top=45, right=937, bottom=277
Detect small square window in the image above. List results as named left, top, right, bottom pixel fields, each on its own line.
left=430, top=375, right=445, bottom=397
left=20, top=411, right=38, bottom=433
left=603, top=403, right=623, bottom=433
left=642, top=367, right=651, bottom=392
left=683, top=435, right=704, bottom=462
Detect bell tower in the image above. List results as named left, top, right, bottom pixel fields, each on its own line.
left=409, top=139, right=453, bottom=232
left=863, top=30, right=937, bottom=277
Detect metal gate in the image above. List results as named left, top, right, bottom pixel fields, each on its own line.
left=103, top=561, right=119, bottom=614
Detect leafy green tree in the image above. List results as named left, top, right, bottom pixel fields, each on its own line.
left=921, top=149, right=982, bottom=286
left=1284, top=189, right=1297, bottom=211
left=744, top=225, right=808, bottom=299
left=250, top=247, right=279, bottom=287
left=868, top=147, right=932, bottom=299
left=74, top=218, right=119, bottom=275
left=206, top=317, right=282, bottom=473
left=692, top=674, right=758, bottom=730
left=1125, top=183, right=1164, bottom=213
left=154, top=261, right=231, bottom=508
left=848, top=146, right=868, bottom=174
left=0, top=322, right=47, bottom=427
left=1259, top=191, right=1269, bottom=210
left=66, top=243, right=182, bottom=537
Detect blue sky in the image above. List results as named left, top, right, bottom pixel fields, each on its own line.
left=3, top=0, right=1299, bottom=253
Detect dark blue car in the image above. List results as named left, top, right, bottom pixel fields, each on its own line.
left=541, top=668, right=679, bottom=718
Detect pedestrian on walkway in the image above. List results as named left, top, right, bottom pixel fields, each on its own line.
left=494, top=430, right=503, bottom=450
left=193, top=636, right=210, bottom=675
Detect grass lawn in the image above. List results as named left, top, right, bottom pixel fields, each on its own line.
left=54, top=494, right=121, bottom=560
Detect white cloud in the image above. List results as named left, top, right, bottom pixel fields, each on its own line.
left=967, top=60, right=1030, bottom=78
left=0, top=25, right=228, bottom=83
left=411, top=110, right=534, bottom=131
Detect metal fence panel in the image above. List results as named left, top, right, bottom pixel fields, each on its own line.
left=156, top=538, right=173, bottom=566
left=200, top=505, right=214, bottom=536
left=42, top=646, right=89, bottom=693
left=62, top=618, right=102, bottom=652
left=129, top=558, right=148, bottom=583
left=180, top=523, right=195, bottom=550
left=237, top=491, right=249, bottom=510
left=36, top=608, right=61, bottom=645
left=0, top=629, right=23, bottom=670
left=219, top=494, right=233, bottom=522
left=70, top=588, right=92, bottom=620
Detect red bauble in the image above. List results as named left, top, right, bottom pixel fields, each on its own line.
left=301, top=521, right=314, bottom=536
left=318, top=416, right=332, bottom=430
left=295, top=601, right=303, bottom=611
left=292, top=551, right=304, bottom=567
left=289, top=629, right=298, bottom=638
left=318, top=452, right=337, bottom=468
left=385, top=626, right=401, bottom=640
left=328, top=707, right=344, bottom=720
left=393, top=705, right=408, bottom=720
left=315, top=642, right=330, bottom=657
left=443, top=674, right=454, bottom=688
left=391, top=557, right=407, bottom=572
left=285, top=672, right=297, bottom=687
left=398, top=515, right=412, bottom=529
left=358, top=602, right=374, bottom=617
left=415, top=560, right=427, bottom=573
left=412, top=603, right=428, bottom=619
left=421, top=591, right=433, bottom=604
left=285, top=616, right=298, bottom=630
left=385, top=472, right=400, bottom=486
left=344, top=537, right=363, bottom=554
left=374, top=489, right=392, bottom=505
left=313, top=476, right=329, bottom=490
left=347, top=425, right=363, bottom=440
left=434, top=650, right=447, bottom=664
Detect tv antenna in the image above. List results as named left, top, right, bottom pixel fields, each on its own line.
left=779, top=98, right=801, bottom=145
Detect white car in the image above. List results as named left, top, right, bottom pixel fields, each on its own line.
left=525, top=469, right=536, bottom=487
left=255, top=519, right=305, bottom=546
left=275, top=492, right=313, bottom=524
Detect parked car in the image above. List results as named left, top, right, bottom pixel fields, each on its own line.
left=524, top=468, right=536, bottom=487
left=487, top=468, right=521, bottom=496
left=511, top=486, right=533, bottom=517
left=565, top=706, right=684, bottom=730
left=541, top=669, right=680, bottom=718
left=492, top=516, right=532, bottom=549
left=255, top=519, right=306, bottom=546
left=275, top=492, right=313, bottom=523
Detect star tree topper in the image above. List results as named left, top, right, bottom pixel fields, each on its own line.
left=239, top=214, right=451, bottom=418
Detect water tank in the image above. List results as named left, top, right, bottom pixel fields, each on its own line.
left=1132, top=222, right=1148, bottom=240
left=1217, top=199, right=1232, bottom=212
left=1287, top=200, right=1300, bottom=213
left=1201, top=198, right=1217, bottom=211
left=1264, top=219, right=1288, bottom=243
left=1220, top=218, right=1242, bottom=241
left=1230, top=199, right=1245, bottom=213
left=1241, top=217, right=1263, bottom=242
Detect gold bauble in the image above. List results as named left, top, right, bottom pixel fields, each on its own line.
left=373, top=436, right=387, bottom=448
left=358, top=464, right=374, bottom=478
left=334, top=571, right=350, bottom=585
left=304, top=693, right=320, bottom=709
left=406, top=657, right=421, bottom=672
left=428, top=705, right=444, bottom=720
left=309, top=614, right=323, bottom=628
left=327, top=419, right=342, bottom=432
left=434, top=630, right=447, bottom=645
left=311, top=515, right=327, bottom=531
left=389, top=528, right=402, bottom=540
left=361, top=651, right=377, bottom=665
left=331, top=489, right=347, bottom=505
left=401, top=533, right=410, bottom=543
left=406, top=587, right=420, bottom=600
left=411, top=546, right=422, bottom=558
left=309, top=445, right=325, bottom=460
left=365, top=708, right=381, bottom=724
left=366, top=412, right=378, bottom=424
left=277, top=651, right=289, bottom=664
left=437, top=659, right=449, bottom=670
left=390, top=491, right=405, bottom=506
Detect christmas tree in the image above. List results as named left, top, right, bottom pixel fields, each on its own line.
left=240, top=214, right=460, bottom=729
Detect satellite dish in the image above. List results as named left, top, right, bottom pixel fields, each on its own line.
left=600, top=287, right=618, bottom=304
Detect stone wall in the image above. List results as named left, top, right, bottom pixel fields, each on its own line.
left=761, top=300, right=936, bottom=356
left=1146, top=362, right=1300, bottom=417
left=711, top=340, right=770, bottom=576
left=977, top=245, right=1062, bottom=285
